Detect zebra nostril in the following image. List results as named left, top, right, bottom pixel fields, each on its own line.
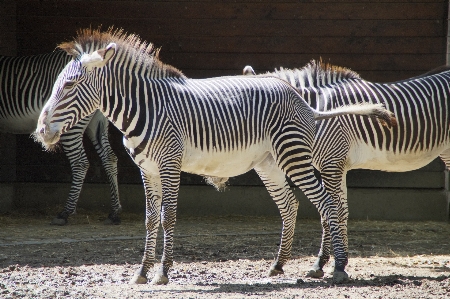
left=39, top=127, right=45, bottom=135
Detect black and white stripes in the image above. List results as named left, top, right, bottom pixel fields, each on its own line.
left=35, top=28, right=395, bottom=284
left=0, top=51, right=121, bottom=225
left=258, top=60, right=450, bottom=277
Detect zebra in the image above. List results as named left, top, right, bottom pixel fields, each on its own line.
left=0, top=50, right=121, bottom=225
left=243, top=61, right=450, bottom=278
left=34, top=28, right=395, bottom=284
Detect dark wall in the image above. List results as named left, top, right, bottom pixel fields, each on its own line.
left=16, top=0, right=447, bottom=81
left=3, top=0, right=450, bottom=190
left=0, top=0, right=17, bottom=185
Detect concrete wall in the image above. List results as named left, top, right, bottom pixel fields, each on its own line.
left=9, top=183, right=449, bottom=221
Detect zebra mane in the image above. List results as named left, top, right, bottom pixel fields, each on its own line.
left=58, top=27, right=185, bottom=78
left=270, top=59, right=361, bottom=89
left=307, top=59, right=361, bottom=80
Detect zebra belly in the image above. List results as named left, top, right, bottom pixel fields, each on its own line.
left=181, top=144, right=271, bottom=177
left=347, top=142, right=447, bottom=172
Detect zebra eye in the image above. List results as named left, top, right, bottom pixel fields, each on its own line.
left=63, top=81, right=75, bottom=90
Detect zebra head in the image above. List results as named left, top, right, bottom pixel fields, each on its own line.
left=35, top=43, right=117, bottom=148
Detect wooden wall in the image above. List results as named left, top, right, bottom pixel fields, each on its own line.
left=15, top=0, right=447, bottom=81
left=1, top=1, right=449, bottom=212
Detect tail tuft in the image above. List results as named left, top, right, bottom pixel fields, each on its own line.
left=370, top=108, right=397, bottom=128
left=313, top=103, right=397, bottom=127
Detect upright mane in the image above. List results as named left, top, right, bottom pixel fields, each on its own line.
left=306, top=59, right=361, bottom=81
left=58, top=27, right=185, bottom=78
left=270, top=59, right=361, bottom=89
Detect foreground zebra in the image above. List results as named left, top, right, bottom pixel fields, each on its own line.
left=0, top=51, right=121, bottom=225
left=35, top=28, right=395, bottom=284
left=245, top=61, right=450, bottom=278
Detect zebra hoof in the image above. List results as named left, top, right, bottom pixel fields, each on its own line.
left=50, top=217, right=68, bottom=226
left=306, top=268, right=325, bottom=278
left=268, top=263, right=284, bottom=277
left=332, top=271, right=349, bottom=284
left=150, top=273, right=169, bottom=285
left=130, top=274, right=148, bottom=284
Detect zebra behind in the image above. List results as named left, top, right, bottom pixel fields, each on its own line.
left=0, top=51, right=121, bottom=225
left=245, top=61, right=450, bottom=278
left=35, top=28, right=395, bottom=284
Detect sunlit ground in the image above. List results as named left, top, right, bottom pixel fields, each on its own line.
left=0, top=211, right=449, bottom=298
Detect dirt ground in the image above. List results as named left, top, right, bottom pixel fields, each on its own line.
left=0, top=210, right=449, bottom=299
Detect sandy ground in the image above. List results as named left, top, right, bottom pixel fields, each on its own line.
left=0, top=211, right=449, bottom=298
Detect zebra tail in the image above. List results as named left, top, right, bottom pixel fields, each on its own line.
left=313, top=103, right=397, bottom=127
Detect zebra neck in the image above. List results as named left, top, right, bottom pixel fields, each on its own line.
left=100, top=74, right=172, bottom=137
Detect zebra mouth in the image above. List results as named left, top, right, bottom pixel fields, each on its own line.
left=32, top=128, right=61, bottom=150
left=46, top=131, right=61, bottom=145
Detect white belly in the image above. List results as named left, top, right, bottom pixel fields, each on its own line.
left=124, top=136, right=272, bottom=177
left=347, top=142, right=448, bottom=172
left=181, top=142, right=271, bottom=177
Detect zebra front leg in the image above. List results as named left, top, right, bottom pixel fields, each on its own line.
left=151, top=164, right=181, bottom=285
left=131, top=170, right=163, bottom=284
left=254, top=154, right=299, bottom=276
left=85, top=111, right=122, bottom=224
left=52, top=125, right=90, bottom=225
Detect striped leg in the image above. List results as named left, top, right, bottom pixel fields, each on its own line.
left=254, top=154, right=299, bottom=276
left=85, top=111, right=121, bottom=224
left=272, top=125, right=348, bottom=283
left=132, top=161, right=181, bottom=285
left=131, top=170, right=163, bottom=284
left=309, top=166, right=349, bottom=279
left=152, top=162, right=181, bottom=285
left=52, top=116, right=92, bottom=225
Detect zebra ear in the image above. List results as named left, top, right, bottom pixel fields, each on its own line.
left=81, top=43, right=117, bottom=71
left=243, top=65, right=256, bottom=75
left=97, top=43, right=116, bottom=63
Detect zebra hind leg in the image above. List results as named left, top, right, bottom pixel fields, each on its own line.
left=85, top=111, right=122, bottom=225
left=254, top=154, right=299, bottom=277
left=308, top=167, right=348, bottom=279
left=272, top=135, right=348, bottom=282
left=306, top=217, right=331, bottom=278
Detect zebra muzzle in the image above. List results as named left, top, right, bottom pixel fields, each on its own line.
left=35, top=123, right=60, bottom=146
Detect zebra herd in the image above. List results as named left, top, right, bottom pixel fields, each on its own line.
left=1, top=27, right=448, bottom=285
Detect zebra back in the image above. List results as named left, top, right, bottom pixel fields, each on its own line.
left=0, top=50, right=71, bottom=133
left=264, top=62, right=450, bottom=153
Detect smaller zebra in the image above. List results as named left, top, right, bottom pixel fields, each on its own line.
left=35, top=28, right=396, bottom=284
left=244, top=61, right=450, bottom=278
left=0, top=51, right=121, bottom=225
